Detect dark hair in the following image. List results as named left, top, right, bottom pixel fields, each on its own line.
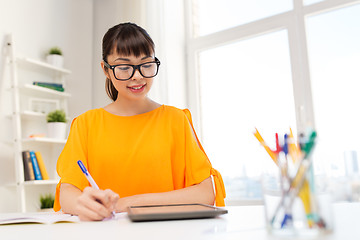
left=102, top=22, right=155, bottom=101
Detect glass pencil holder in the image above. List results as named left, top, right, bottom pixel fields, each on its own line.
left=261, top=157, right=333, bottom=238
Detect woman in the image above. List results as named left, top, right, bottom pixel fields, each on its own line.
left=54, top=22, right=225, bottom=221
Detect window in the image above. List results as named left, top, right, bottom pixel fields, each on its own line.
left=191, top=0, right=293, bottom=37
left=186, top=0, right=360, bottom=205
left=198, top=30, right=296, bottom=200
left=306, top=5, right=360, bottom=180
left=303, top=0, right=325, bottom=6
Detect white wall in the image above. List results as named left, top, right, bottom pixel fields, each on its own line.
left=146, top=0, right=187, bottom=109
left=92, top=0, right=123, bottom=109
left=0, top=0, right=93, bottom=212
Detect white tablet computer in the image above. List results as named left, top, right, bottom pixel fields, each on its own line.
left=127, top=203, right=228, bottom=222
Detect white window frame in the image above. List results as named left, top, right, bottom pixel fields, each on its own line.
left=184, top=0, right=360, bottom=140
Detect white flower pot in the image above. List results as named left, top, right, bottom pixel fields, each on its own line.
left=47, top=122, right=66, bottom=140
left=46, top=54, right=64, bottom=68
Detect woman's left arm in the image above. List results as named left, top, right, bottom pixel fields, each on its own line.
left=115, top=177, right=215, bottom=212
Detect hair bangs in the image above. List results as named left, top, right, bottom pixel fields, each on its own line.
left=114, top=30, right=154, bottom=57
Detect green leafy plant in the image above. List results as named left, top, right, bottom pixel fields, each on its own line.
left=48, top=46, right=63, bottom=55
left=40, top=194, right=55, bottom=209
left=46, top=109, right=67, bottom=123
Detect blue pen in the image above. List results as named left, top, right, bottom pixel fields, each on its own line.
left=280, top=134, right=293, bottom=228
left=77, top=160, right=115, bottom=217
left=283, top=134, right=288, bottom=155
left=281, top=213, right=293, bottom=228
left=77, top=160, right=99, bottom=189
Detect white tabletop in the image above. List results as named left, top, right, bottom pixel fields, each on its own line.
left=1, top=202, right=359, bottom=240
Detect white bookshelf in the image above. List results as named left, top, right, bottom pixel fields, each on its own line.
left=16, top=56, right=71, bottom=74
left=22, top=137, right=67, bottom=144
left=20, top=84, right=71, bottom=98
left=6, top=34, right=70, bottom=212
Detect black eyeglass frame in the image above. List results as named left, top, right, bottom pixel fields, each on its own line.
left=103, top=57, right=161, bottom=81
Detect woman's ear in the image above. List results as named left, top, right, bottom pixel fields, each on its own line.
left=101, top=61, right=111, bottom=79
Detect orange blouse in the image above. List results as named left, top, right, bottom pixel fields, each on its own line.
left=54, top=105, right=225, bottom=211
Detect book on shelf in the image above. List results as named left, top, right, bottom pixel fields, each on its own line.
left=33, top=82, right=63, bottom=88
left=33, top=82, right=64, bottom=92
left=22, top=151, right=35, bottom=181
left=35, top=151, right=49, bottom=180
left=29, top=151, right=43, bottom=180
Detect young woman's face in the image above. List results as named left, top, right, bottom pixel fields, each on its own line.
left=102, top=51, right=156, bottom=102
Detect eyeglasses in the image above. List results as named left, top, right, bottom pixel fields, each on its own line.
left=103, top=57, right=161, bottom=81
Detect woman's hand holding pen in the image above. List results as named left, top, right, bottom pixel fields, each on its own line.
left=75, top=187, right=119, bottom=221
left=75, top=160, right=119, bottom=221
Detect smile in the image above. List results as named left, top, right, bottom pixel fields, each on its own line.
left=131, top=85, right=143, bottom=90
left=127, top=84, right=146, bottom=91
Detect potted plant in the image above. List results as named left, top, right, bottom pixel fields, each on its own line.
left=46, top=46, right=64, bottom=68
left=39, top=194, right=55, bottom=212
left=46, top=109, right=67, bottom=139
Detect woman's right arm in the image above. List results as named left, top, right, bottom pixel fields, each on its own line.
left=59, top=183, right=119, bottom=221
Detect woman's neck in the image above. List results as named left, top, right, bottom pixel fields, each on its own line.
left=104, top=97, right=161, bottom=116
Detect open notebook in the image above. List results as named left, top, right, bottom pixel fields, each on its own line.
left=0, top=212, right=127, bottom=225
left=0, top=212, right=80, bottom=225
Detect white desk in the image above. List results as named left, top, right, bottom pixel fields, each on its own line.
left=1, top=203, right=359, bottom=240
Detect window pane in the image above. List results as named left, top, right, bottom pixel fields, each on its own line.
left=192, top=0, right=293, bottom=37
left=306, top=4, right=360, bottom=184
left=198, top=30, right=296, bottom=201
left=303, top=0, right=324, bottom=6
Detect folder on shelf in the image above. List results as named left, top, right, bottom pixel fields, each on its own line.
left=22, top=151, right=35, bottom=181
left=35, top=151, right=49, bottom=180
left=29, top=151, right=42, bottom=180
